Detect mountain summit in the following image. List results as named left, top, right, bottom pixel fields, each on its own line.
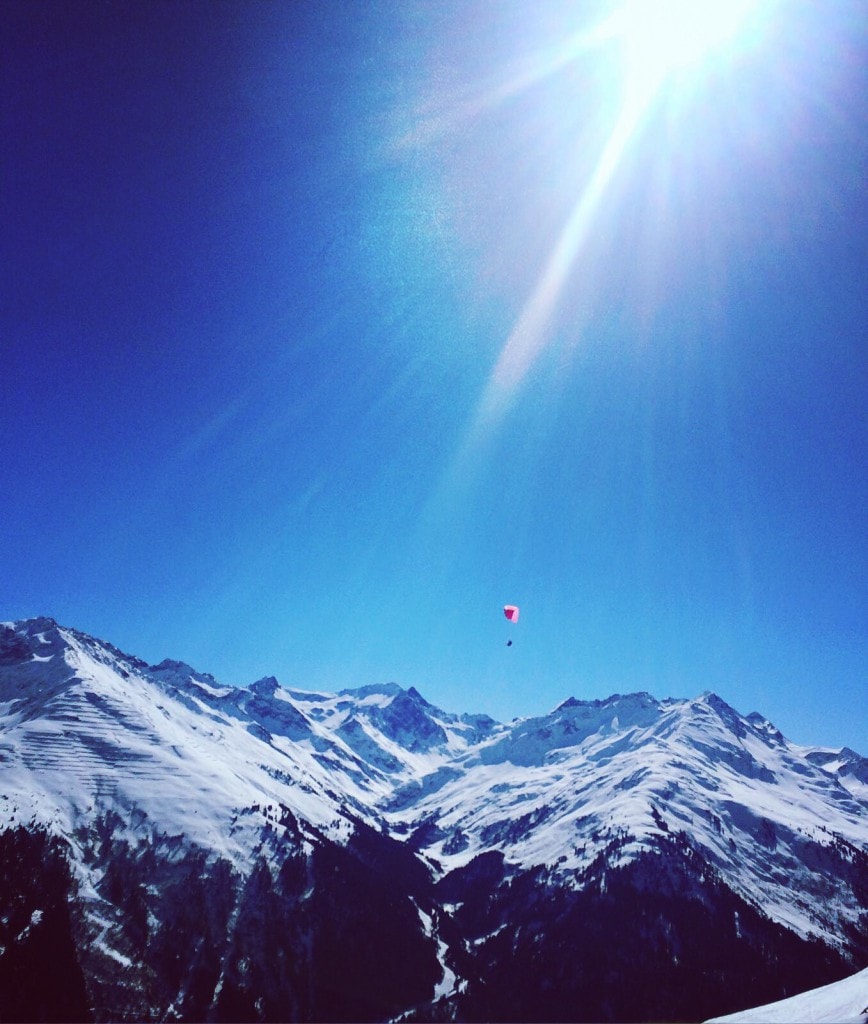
left=1, top=617, right=866, bottom=1022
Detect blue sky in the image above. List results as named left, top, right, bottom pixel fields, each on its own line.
left=2, top=0, right=865, bottom=751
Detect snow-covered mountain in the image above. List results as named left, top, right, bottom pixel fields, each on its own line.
left=1, top=617, right=866, bottom=1022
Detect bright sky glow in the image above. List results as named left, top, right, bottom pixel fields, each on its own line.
left=452, top=0, right=775, bottom=541
left=475, top=0, right=769, bottom=424
left=1, top=0, right=866, bottom=754
left=616, top=0, right=763, bottom=87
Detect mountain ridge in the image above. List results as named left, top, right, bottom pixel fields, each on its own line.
left=1, top=616, right=866, bottom=1022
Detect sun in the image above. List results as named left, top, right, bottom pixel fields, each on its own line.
left=476, top=1, right=765, bottom=411
left=444, top=0, right=772, bottom=454
left=611, top=0, right=763, bottom=101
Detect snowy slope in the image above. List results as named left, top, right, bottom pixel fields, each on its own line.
left=0, top=618, right=506, bottom=875
left=1, top=616, right=866, bottom=1022
left=375, top=691, right=868, bottom=949
left=2, top=617, right=866, bottom=940
left=708, top=964, right=868, bottom=1023
left=0, top=618, right=382, bottom=866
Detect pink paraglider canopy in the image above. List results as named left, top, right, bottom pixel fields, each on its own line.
left=503, top=605, right=519, bottom=623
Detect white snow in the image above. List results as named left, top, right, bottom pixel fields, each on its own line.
left=0, top=622, right=376, bottom=874
left=0, top=617, right=866, bottom=969
left=708, top=965, right=868, bottom=1023
left=414, top=903, right=457, bottom=1001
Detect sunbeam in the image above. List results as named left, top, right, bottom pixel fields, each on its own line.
left=478, top=88, right=648, bottom=428
left=415, top=0, right=780, bottom=608
left=486, top=0, right=765, bottom=411
left=451, top=0, right=772, bottom=446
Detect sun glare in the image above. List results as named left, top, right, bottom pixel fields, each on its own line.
left=439, top=0, right=772, bottom=484
left=614, top=0, right=762, bottom=99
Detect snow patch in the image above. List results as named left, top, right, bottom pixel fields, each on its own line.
left=707, top=965, right=868, bottom=1023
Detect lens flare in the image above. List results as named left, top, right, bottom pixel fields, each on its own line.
left=474, top=0, right=766, bottom=422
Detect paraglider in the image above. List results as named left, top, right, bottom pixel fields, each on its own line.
left=504, top=605, right=519, bottom=646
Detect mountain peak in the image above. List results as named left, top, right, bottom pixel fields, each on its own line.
left=406, top=685, right=431, bottom=706
left=151, top=657, right=199, bottom=675
left=695, top=691, right=750, bottom=738
left=250, top=675, right=280, bottom=697
left=481, top=691, right=666, bottom=767
left=16, top=616, right=60, bottom=633
left=0, top=618, right=69, bottom=670
left=555, top=691, right=660, bottom=714
left=0, top=624, right=34, bottom=665
left=150, top=657, right=217, bottom=686
left=339, top=681, right=403, bottom=700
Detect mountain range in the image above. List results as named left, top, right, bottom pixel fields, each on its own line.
left=1, top=616, right=866, bottom=1022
